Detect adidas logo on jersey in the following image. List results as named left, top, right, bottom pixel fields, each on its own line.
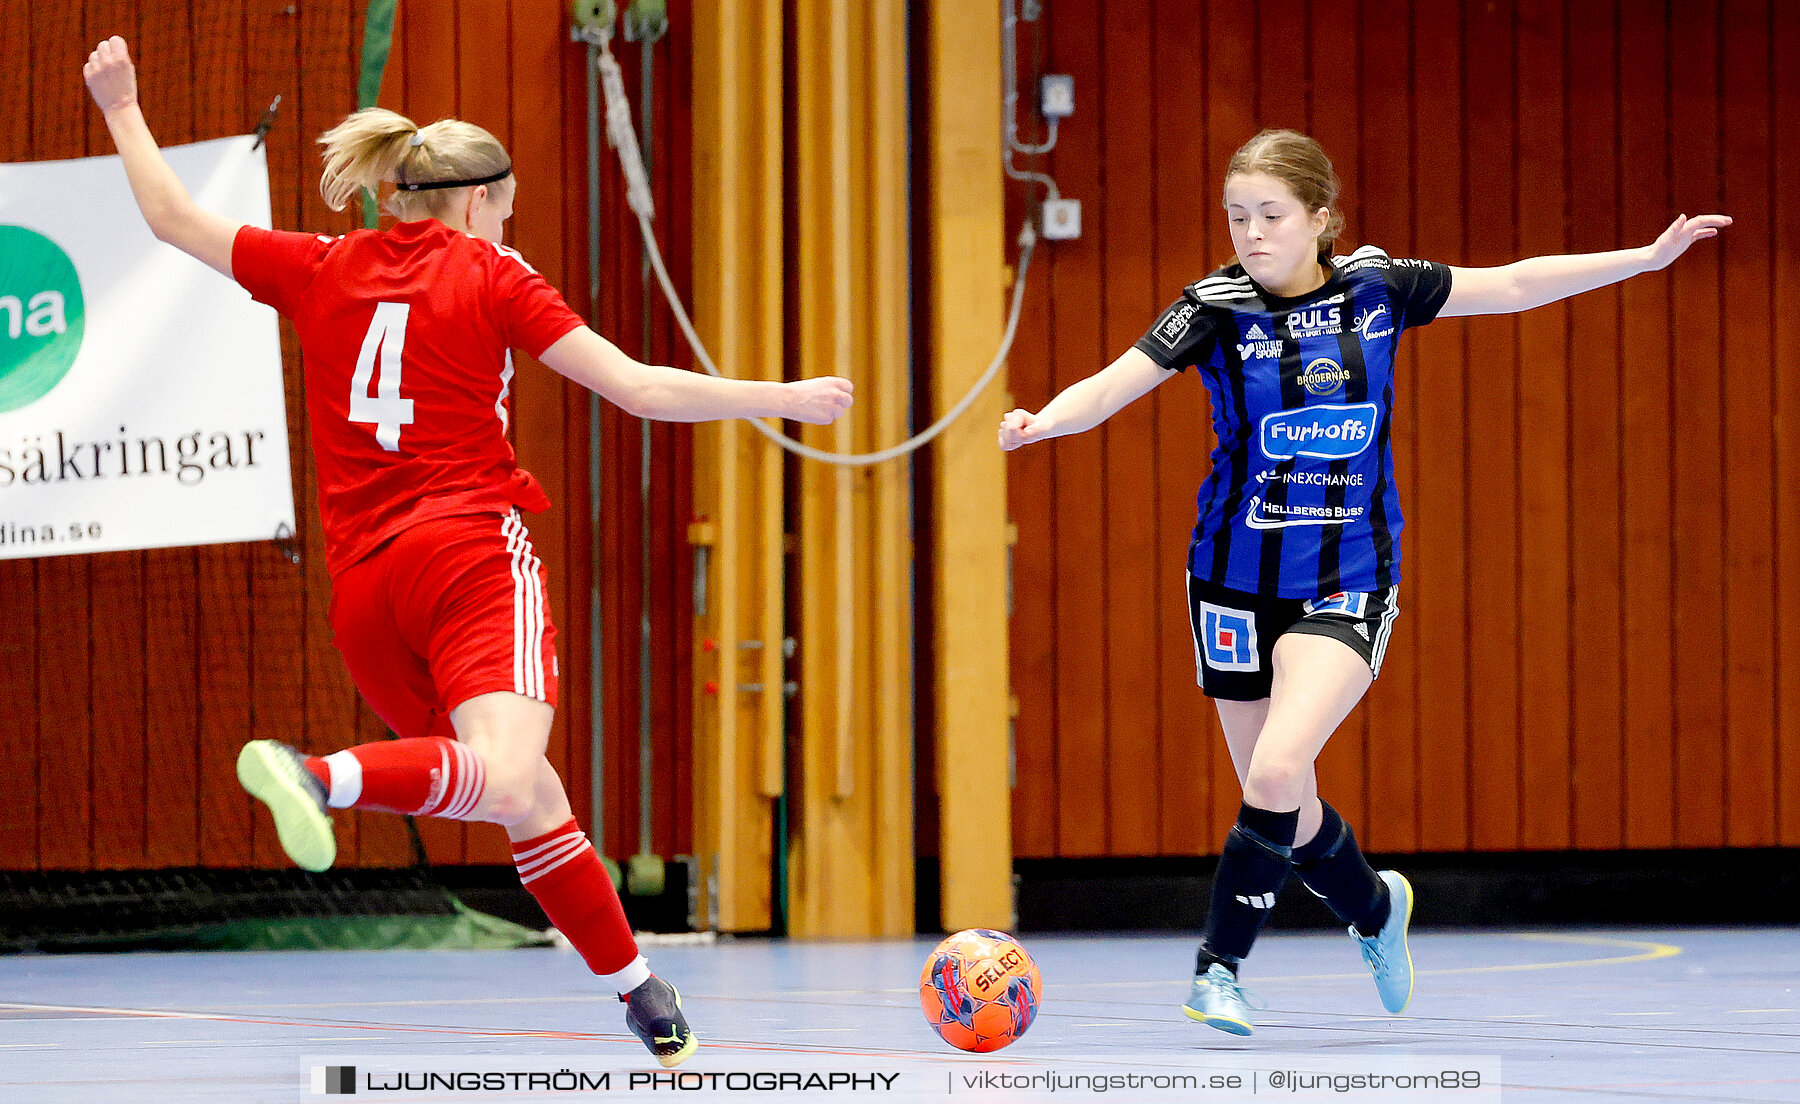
left=1244, top=323, right=1269, bottom=340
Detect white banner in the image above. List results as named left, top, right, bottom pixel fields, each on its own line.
left=0, top=135, right=296, bottom=559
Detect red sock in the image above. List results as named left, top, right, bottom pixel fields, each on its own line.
left=512, top=818, right=640, bottom=977
left=303, top=738, right=487, bottom=819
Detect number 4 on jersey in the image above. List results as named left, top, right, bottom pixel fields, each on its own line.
left=349, top=302, right=416, bottom=451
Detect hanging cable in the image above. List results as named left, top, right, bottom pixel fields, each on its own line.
left=1002, top=0, right=1061, bottom=197
left=625, top=0, right=665, bottom=901
left=573, top=1, right=620, bottom=890
left=592, top=36, right=1037, bottom=468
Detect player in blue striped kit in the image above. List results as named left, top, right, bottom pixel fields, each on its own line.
left=999, top=129, right=1728, bottom=1035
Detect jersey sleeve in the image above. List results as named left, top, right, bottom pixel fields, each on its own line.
left=1383, top=258, right=1454, bottom=328
left=1132, top=294, right=1218, bottom=371
left=489, top=247, right=587, bottom=358
left=231, top=225, right=332, bottom=317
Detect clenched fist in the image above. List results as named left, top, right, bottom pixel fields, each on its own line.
left=785, top=376, right=855, bottom=425
left=998, top=408, right=1050, bottom=451
left=84, top=36, right=139, bottom=115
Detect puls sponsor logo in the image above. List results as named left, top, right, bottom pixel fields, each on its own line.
left=1353, top=305, right=1394, bottom=340
left=1299, top=357, right=1351, bottom=396
left=1259, top=402, right=1379, bottom=460
left=1285, top=304, right=1340, bottom=337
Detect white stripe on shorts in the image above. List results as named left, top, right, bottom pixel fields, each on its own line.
left=1370, top=590, right=1401, bottom=676
left=523, top=522, right=544, bottom=695
left=1184, top=571, right=1206, bottom=688
left=505, top=513, right=527, bottom=695
left=503, top=512, right=547, bottom=700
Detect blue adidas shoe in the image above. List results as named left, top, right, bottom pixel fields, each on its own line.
left=1182, top=962, right=1256, bottom=1036
left=1352, top=870, right=1415, bottom=1013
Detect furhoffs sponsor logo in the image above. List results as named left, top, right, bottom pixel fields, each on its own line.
left=1259, top=403, right=1379, bottom=460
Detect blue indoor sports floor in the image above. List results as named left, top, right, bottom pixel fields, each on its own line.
left=2, top=928, right=1796, bottom=1102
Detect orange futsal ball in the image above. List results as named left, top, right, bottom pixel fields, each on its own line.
left=919, top=928, right=1042, bottom=1052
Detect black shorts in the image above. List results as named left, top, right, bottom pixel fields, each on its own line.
left=1185, top=574, right=1399, bottom=701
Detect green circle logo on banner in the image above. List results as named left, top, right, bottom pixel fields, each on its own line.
left=0, top=225, right=86, bottom=414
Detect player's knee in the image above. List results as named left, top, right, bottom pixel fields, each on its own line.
left=1243, top=761, right=1306, bottom=809
left=476, top=761, right=540, bottom=826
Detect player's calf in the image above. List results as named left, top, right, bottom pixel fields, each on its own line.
left=303, top=737, right=490, bottom=820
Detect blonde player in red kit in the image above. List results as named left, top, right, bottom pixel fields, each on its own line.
left=86, top=36, right=852, bottom=1067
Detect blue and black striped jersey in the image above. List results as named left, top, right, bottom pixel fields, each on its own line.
left=1132, top=246, right=1452, bottom=598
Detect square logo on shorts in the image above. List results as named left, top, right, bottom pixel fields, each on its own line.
left=1200, top=602, right=1259, bottom=671
left=1303, top=591, right=1369, bottom=619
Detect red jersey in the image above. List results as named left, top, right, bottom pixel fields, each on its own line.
left=232, top=220, right=584, bottom=574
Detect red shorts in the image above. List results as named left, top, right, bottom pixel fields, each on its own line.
left=329, top=509, right=558, bottom=741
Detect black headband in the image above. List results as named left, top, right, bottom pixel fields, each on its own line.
left=396, top=166, right=512, bottom=192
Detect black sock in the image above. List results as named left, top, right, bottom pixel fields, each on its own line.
left=1290, top=800, right=1390, bottom=935
left=1197, top=802, right=1300, bottom=967
left=1195, top=947, right=1237, bottom=976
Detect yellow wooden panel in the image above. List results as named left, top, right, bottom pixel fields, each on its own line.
left=925, top=0, right=1014, bottom=932
left=788, top=0, right=915, bottom=939
left=689, top=0, right=784, bottom=933
left=867, top=0, right=915, bottom=939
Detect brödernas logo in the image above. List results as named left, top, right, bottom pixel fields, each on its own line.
left=0, top=225, right=84, bottom=414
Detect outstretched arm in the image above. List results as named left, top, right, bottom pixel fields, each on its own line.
left=538, top=326, right=854, bottom=424
left=1438, top=213, right=1731, bottom=318
left=84, top=36, right=241, bottom=277
left=998, top=346, right=1172, bottom=450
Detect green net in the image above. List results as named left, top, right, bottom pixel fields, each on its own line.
left=0, top=867, right=550, bottom=954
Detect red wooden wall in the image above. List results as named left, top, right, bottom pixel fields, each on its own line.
left=1005, top=0, right=1800, bottom=859
left=6, top=0, right=1796, bottom=877
left=0, top=0, right=694, bottom=872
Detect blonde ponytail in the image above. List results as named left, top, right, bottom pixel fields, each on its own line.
left=316, top=108, right=513, bottom=221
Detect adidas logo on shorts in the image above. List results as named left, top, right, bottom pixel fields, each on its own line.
left=1355, top=624, right=1370, bottom=640
left=1234, top=892, right=1276, bottom=910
